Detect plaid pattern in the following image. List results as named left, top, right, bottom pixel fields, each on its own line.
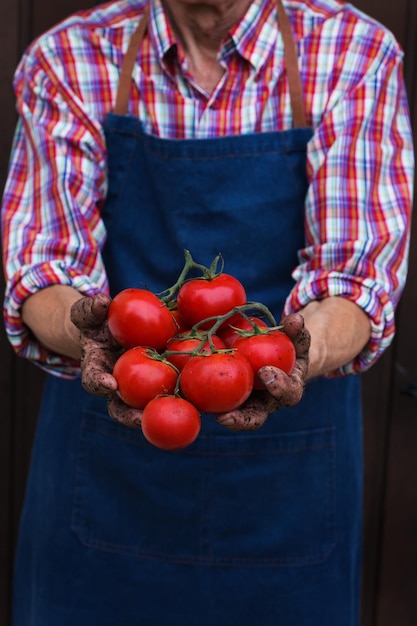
left=1, top=0, right=414, bottom=376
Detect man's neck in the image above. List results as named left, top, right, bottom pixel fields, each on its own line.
left=161, top=0, right=253, bottom=92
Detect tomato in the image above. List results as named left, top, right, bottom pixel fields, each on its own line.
left=218, top=315, right=269, bottom=347
left=165, top=332, right=226, bottom=371
left=141, top=396, right=201, bottom=450
left=233, top=331, right=296, bottom=389
left=113, top=347, right=178, bottom=409
left=177, top=273, right=246, bottom=329
left=180, top=352, right=254, bottom=413
left=108, top=288, right=177, bottom=351
left=170, top=308, right=189, bottom=334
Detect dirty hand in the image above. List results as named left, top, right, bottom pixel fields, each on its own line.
left=216, top=312, right=310, bottom=431
left=70, top=293, right=142, bottom=429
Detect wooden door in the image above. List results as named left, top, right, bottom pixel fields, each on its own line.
left=0, top=5, right=98, bottom=626
left=351, top=2, right=417, bottom=625
left=0, top=2, right=416, bottom=625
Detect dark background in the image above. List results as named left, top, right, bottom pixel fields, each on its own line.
left=0, top=1, right=416, bottom=625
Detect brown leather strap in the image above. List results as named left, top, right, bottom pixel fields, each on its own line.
left=114, top=0, right=306, bottom=127
left=275, top=0, right=306, bottom=128
left=114, top=5, right=149, bottom=115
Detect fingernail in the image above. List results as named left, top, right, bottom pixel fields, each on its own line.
left=216, top=415, right=235, bottom=426
left=258, top=372, right=276, bottom=386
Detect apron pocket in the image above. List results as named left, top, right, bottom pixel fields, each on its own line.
left=71, top=410, right=336, bottom=567
left=71, top=409, right=206, bottom=563
left=204, top=426, right=336, bottom=567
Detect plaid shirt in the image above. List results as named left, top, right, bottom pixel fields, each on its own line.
left=1, top=0, right=414, bottom=376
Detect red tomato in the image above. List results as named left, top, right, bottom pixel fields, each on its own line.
left=170, top=308, right=189, bottom=334
left=177, top=273, right=246, bottom=329
left=233, top=331, right=296, bottom=389
left=165, top=332, right=226, bottom=371
left=180, top=352, right=254, bottom=413
left=141, top=396, right=201, bottom=450
left=108, top=288, right=177, bottom=351
left=218, top=315, right=269, bottom=347
left=113, top=347, right=178, bottom=409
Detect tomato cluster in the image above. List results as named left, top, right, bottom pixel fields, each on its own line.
left=107, top=252, right=296, bottom=451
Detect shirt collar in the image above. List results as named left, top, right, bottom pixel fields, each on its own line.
left=229, top=0, right=279, bottom=70
left=148, top=0, right=279, bottom=73
left=149, top=0, right=177, bottom=62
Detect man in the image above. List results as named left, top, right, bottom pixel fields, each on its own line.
left=1, top=0, right=414, bottom=624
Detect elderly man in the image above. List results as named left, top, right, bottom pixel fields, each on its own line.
left=1, top=0, right=414, bottom=624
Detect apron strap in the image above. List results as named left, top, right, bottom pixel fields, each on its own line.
left=114, top=5, right=150, bottom=116
left=114, top=0, right=307, bottom=128
left=275, top=0, right=307, bottom=128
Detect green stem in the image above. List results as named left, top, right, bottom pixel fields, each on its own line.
left=164, top=303, right=281, bottom=398
left=191, top=302, right=278, bottom=339
left=157, top=249, right=223, bottom=306
left=162, top=329, right=223, bottom=361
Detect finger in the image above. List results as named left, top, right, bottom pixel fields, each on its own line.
left=216, top=393, right=274, bottom=431
left=81, top=367, right=118, bottom=396
left=280, top=313, right=311, bottom=357
left=70, top=293, right=111, bottom=331
left=80, top=345, right=118, bottom=395
left=258, top=363, right=305, bottom=407
left=81, top=321, right=121, bottom=350
left=216, top=409, right=268, bottom=431
left=107, top=394, right=143, bottom=429
left=279, top=312, right=304, bottom=339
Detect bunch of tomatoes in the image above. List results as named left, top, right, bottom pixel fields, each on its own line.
left=106, top=251, right=296, bottom=451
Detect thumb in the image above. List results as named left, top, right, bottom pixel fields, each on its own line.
left=70, top=293, right=111, bottom=330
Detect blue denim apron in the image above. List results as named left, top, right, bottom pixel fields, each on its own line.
left=13, top=2, right=363, bottom=624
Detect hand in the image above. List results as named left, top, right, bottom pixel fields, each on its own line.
left=216, top=312, right=310, bottom=431
left=70, top=294, right=143, bottom=429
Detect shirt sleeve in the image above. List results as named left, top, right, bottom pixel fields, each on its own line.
left=1, top=35, right=110, bottom=377
left=284, top=30, right=414, bottom=376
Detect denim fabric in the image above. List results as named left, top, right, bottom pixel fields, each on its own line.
left=13, top=112, right=363, bottom=625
